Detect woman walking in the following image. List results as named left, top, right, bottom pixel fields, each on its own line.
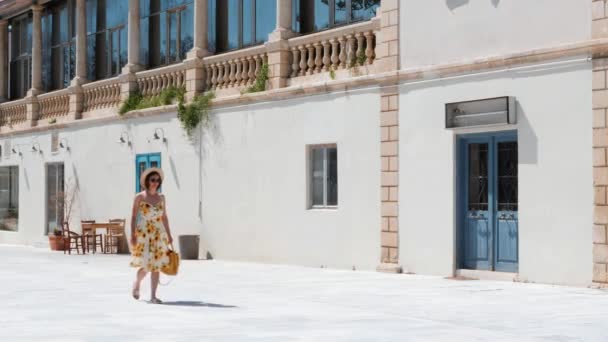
left=130, top=167, right=174, bottom=304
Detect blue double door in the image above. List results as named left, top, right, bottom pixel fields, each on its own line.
left=458, top=133, right=518, bottom=272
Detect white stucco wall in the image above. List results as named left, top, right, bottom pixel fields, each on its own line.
left=399, top=57, right=593, bottom=286
left=400, top=0, right=591, bottom=68
left=199, top=92, right=380, bottom=270
left=0, top=90, right=381, bottom=271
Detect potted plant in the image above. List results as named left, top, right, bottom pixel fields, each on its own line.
left=48, top=228, right=65, bottom=251
left=49, top=177, right=78, bottom=252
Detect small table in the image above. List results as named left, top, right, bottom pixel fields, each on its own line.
left=81, top=222, right=126, bottom=253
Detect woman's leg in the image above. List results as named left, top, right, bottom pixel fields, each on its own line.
left=150, top=271, right=160, bottom=300
left=133, top=268, right=147, bottom=297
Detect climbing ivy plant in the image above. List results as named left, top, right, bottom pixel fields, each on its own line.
left=119, top=85, right=215, bottom=138
left=242, top=63, right=270, bottom=94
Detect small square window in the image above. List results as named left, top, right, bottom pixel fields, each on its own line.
left=309, top=145, right=338, bottom=208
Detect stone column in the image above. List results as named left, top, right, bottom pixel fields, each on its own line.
left=187, top=0, right=210, bottom=59
left=185, top=0, right=210, bottom=102
left=0, top=20, right=8, bottom=102
left=269, top=0, right=293, bottom=41
left=266, top=0, right=294, bottom=90
left=125, top=0, right=142, bottom=71
left=68, top=0, right=87, bottom=119
left=120, top=0, right=143, bottom=101
left=29, top=5, right=43, bottom=94
left=72, top=0, right=87, bottom=84
left=26, top=5, right=43, bottom=127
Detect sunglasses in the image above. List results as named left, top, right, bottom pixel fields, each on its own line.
left=149, top=178, right=161, bottom=183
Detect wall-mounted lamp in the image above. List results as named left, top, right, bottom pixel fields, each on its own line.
left=59, top=138, right=70, bottom=152
left=117, top=131, right=132, bottom=147
left=31, top=142, right=42, bottom=154
left=152, top=128, right=167, bottom=144
left=11, top=146, right=21, bottom=157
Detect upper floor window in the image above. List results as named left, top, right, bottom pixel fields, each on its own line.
left=41, top=0, right=77, bottom=91
left=86, top=0, right=128, bottom=81
left=8, top=14, right=32, bottom=100
left=293, top=0, right=379, bottom=34
left=208, top=0, right=276, bottom=53
left=139, top=0, right=194, bottom=69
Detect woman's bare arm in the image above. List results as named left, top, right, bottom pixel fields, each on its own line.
left=161, top=195, right=173, bottom=244
left=130, top=194, right=142, bottom=245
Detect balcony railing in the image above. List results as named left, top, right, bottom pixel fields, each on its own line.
left=287, top=20, right=379, bottom=83
left=0, top=99, right=27, bottom=126
left=0, top=15, right=387, bottom=131
left=136, top=63, right=186, bottom=97
left=83, top=77, right=121, bottom=113
left=38, top=89, right=70, bottom=121
left=203, top=45, right=268, bottom=92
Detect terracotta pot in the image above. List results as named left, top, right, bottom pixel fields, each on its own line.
left=49, top=235, right=66, bottom=251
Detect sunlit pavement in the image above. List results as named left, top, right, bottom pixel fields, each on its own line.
left=1, top=245, right=607, bottom=342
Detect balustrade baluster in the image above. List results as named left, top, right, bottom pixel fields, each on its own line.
left=235, top=59, right=243, bottom=86
left=346, top=34, right=355, bottom=67
left=299, top=45, right=307, bottom=76
left=338, top=36, right=347, bottom=69
left=241, top=58, right=249, bottom=86
left=365, top=31, right=374, bottom=64
left=356, top=33, right=365, bottom=65
left=322, top=41, right=331, bottom=72
left=247, top=57, right=255, bottom=85
left=211, top=64, right=218, bottom=89
left=306, top=44, right=315, bottom=75
left=291, top=47, right=300, bottom=77
left=314, top=42, right=323, bottom=73
left=229, top=60, right=237, bottom=87
left=330, top=39, right=339, bottom=70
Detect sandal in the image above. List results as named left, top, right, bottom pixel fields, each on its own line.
left=150, top=298, right=163, bottom=304
left=132, top=288, right=140, bottom=300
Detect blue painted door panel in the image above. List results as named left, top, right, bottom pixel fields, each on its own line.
left=458, top=132, right=518, bottom=272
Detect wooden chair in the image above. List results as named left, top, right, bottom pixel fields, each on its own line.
left=105, top=219, right=126, bottom=254
left=62, top=222, right=84, bottom=255
left=82, top=220, right=103, bottom=254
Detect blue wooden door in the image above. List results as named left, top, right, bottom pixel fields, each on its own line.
left=459, top=133, right=518, bottom=272
left=135, top=153, right=161, bottom=192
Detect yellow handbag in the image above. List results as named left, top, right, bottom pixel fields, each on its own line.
left=161, top=244, right=180, bottom=276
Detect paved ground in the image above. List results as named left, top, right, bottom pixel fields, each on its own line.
left=1, top=245, right=608, bottom=341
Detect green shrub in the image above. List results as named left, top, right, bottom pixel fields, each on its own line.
left=242, top=63, right=269, bottom=94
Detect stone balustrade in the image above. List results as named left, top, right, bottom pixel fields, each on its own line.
left=0, top=15, right=384, bottom=131
left=136, top=63, right=187, bottom=97
left=0, top=99, right=26, bottom=126
left=83, top=77, right=121, bottom=112
left=288, top=21, right=378, bottom=77
left=203, top=45, right=268, bottom=91
left=38, top=89, right=70, bottom=120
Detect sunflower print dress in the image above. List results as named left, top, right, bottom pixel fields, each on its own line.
left=129, top=198, right=170, bottom=272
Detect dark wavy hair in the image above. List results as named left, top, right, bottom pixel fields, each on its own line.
left=144, top=171, right=163, bottom=190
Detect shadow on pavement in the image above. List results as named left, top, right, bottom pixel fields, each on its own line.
left=160, top=301, right=238, bottom=308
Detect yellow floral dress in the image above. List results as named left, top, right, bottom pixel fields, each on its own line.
left=129, top=198, right=170, bottom=272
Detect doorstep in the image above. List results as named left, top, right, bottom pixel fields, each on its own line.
left=455, top=269, right=517, bottom=282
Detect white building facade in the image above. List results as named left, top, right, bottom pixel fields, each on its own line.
left=0, top=0, right=602, bottom=287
